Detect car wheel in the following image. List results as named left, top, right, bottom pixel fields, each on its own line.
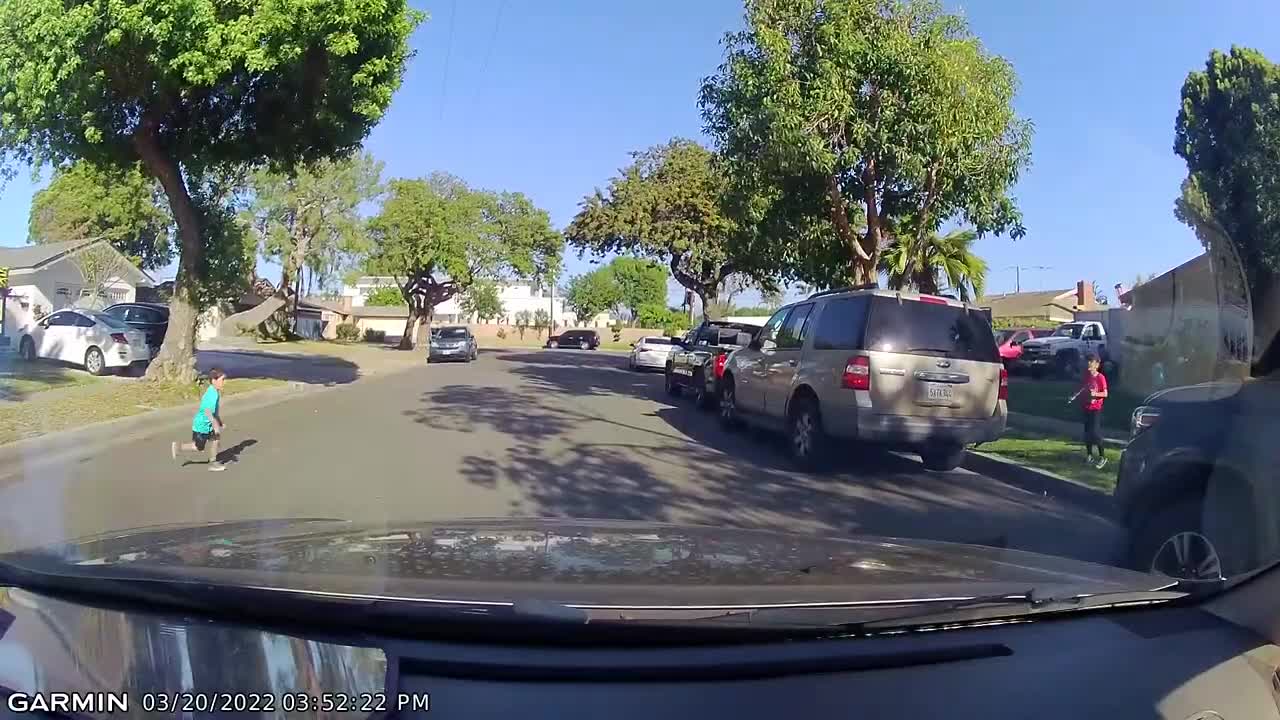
left=920, top=443, right=966, bottom=472
left=692, top=370, right=713, bottom=410
left=719, top=378, right=742, bottom=429
left=19, top=336, right=36, bottom=362
left=664, top=369, right=681, bottom=397
left=1055, top=352, right=1080, bottom=379
left=788, top=396, right=830, bottom=471
left=84, top=346, right=106, bottom=376
left=579, top=340, right=589, bottom=350
left=1130, top=498, right=1251, bottom=581
left=549, top=340, right=559, bottom=349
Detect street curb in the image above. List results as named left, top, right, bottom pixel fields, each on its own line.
left=1007, top=410, right=1128, bottom=448
left=0, top=382, right=315, bottom=479
left=963, top=449, right=1116, bottom=519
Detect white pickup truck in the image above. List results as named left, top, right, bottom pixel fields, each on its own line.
left=1017, top=320, right=1111, bottom=378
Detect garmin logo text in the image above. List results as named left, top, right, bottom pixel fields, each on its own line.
left=7, top=691, right=129, bottom=713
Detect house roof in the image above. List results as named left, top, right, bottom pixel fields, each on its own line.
left=351, top=305, right=409, bottom=318
left=0, top=238, right=102, bottom=270
left=0, top=238, right=154, bottom=288
left=301, top=296, right=348, bottom=314
left=978, top=289, right=1075, bottom=318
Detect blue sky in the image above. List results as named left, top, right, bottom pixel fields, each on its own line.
left=2, top=0, right=1277, bottom=304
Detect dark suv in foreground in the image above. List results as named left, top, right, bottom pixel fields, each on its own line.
left=1116, top=378, right=1277, bottom=581
left=547, top=329, right=600, bottom=350
left=721, top=287, right=1006, bottom=471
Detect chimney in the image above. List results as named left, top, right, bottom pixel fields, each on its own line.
left=337, top=295, right=353, bottom=315
left=1076, top=280, right=1095, bottom=309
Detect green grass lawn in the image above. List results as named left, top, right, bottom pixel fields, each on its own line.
left=976, top=430, right=1118, bottom=493
left=0, top=363, right=100, bottom=401
left=0, top=376, right=283, bottom=446
left=1006, top=377, right=1141, bottom=432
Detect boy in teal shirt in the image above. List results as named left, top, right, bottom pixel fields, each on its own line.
left=171, top=368, right=227, bottom=471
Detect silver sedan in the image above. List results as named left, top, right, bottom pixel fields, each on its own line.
left=628, top=336, right=680, bottom=371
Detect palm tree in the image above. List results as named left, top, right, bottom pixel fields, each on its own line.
left=879, top=228, right=988, bottom=302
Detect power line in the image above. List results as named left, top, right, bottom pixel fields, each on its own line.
left=1003, top=265, right=1052, bottom=293
left=476, top=0, right=508, bottom=86
left=437, top=0, right=459, bottom=124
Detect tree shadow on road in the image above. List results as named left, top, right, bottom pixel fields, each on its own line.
left=493, top=351, right=659, bottom=403
left=399, top=371, right=1122, bottom=565
left=197, top=349, right=360, bottom=386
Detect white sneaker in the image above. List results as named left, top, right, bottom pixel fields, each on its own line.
left=208, top=462, right=227, bottom=472
left=171, top=442, right=178, bottom=461
left=1094, top=457, right=1108, bottom=470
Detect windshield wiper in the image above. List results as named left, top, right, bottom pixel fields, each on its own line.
left=905, top=347, right=954, bottom=356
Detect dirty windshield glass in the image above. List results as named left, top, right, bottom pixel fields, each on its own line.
left=0, top=0, right=1275, bottom=641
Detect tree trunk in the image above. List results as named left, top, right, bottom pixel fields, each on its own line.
left=398, top=311, right=420, bottom=350
left=416, top=305, right=434, bottom=348
left=135, top=129, right=201, bottom=383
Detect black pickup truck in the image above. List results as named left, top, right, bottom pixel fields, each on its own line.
left=664, top=320, right=762, bottom=409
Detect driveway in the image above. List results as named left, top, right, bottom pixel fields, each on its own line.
left=0, top=348, right=1125, bottom=567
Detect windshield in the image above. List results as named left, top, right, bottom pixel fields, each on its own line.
left=0, top=0, right=1273, bottom=642
left=89, top=312, right=130, bottom=330
left=865, top=299, right=1000, bottom=362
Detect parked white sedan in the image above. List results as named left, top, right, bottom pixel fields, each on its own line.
left=18, top=309, right=151, bottom=375
left=628, top=336, right=680, bottom=371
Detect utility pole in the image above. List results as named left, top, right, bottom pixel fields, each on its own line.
left=1003, top=265, right=1052, bottom=293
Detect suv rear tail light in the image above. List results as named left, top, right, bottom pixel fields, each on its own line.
left=714, top=353, right=728, bottom=379
left=842, top=355, right=871, bottom=390
left=998, top=366, right=1009, bottom=400
left=110, top=333, right=129, bottom=345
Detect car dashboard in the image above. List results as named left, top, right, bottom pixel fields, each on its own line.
left=1, top=586, right=1279, bottom=719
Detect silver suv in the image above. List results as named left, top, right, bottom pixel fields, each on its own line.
left=720, top=288, right=1008, bottom=471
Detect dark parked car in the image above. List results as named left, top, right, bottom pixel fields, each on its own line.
left=1116, top=378, right=1280, bottom=582
left=428, top=325, right=478, bottom=362
left=103, top=302, right=169, bottom=353
left=665, top=320, right=762, bottom=409
left=547, top=329, right=600, bottom=350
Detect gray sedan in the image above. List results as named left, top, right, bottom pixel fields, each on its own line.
left=428, top=326, right=478, bottom=362
left=628, top=336, right=680, bottom=371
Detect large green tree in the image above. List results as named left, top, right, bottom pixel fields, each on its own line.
left=28, top=161, right=173, bottom=270
left=566, top=139, right=739, bottom=313
left=607, top=257, right=668, bottom=320
left=564, top=268, right=622, bottom=323
left=879, top=228, right=987, bottom=301
left=365, top=174, right=561, bottom=349
left=700, top=0, right=1032, bottom=288
left=1173, top=46, right=1280, bottom=371
left=239, top=152, right=383, bottom=336
left=0, top=0, right=422, bottom=380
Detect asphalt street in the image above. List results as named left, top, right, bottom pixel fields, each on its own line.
left=0, top=348, right=1124, bottom=565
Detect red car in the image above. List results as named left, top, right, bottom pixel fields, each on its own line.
left=996, top=327, right=1053, bottom=367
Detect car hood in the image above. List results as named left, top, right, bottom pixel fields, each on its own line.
left=1, top=518, right=1164, bottom=608
left=1021, top=336, right=1075, bottom=348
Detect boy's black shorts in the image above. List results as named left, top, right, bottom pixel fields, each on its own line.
left=192, top=431, right=220, bottom=451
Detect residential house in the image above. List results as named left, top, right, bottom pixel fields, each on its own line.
left=978, top=281, right=1101, bottom=325
left=338, top=276, right=611, bottom=339
left=0, top=239, right=152, bottom=351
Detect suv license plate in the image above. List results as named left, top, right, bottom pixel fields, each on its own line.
left=923, top=383, right=954, bottom=402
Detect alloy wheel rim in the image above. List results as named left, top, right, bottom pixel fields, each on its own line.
left=87, top=352, right=102, bottom=373
left=1152, top=531, right=1224, bottom=580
